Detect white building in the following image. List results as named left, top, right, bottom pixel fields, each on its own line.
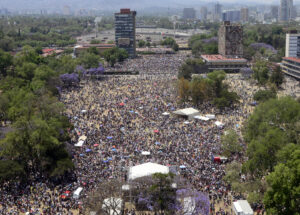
left=232, top=200, right=254, bottom=215
left=285, top=32, right=300, bottom=57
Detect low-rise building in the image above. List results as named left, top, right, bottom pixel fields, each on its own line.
left=281, top=57, right=300, bottom=79
left=201, top=54, right=248, bottom=73
left=73, top=44, right=115, bottom=57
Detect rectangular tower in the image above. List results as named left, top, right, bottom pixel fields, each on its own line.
left=218, top=21, right=243, bottom=58
left=115, top=9, right=137, bottom=58
left=285, top=31, right=300, bottom=57
left=280, top=0, right=293, bottom=22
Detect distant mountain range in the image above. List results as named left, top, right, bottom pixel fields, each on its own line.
left=0, top=0, right=296, bottom=11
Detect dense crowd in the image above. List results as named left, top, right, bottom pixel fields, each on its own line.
left=0, top=53, right=299, bottom=215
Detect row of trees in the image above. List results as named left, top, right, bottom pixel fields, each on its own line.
left=252, top=60, right=284, bottom=87
left=0, top=16, right=95, bottom=51
left=223, top=96, right=300, bottom=214
left=188, top=34, right=218, bottom=57
left=177, top=70, right=239, bottom=109
left=161, top=37, right=179, bottom=52
left=0, top=46, right=79, bottom=182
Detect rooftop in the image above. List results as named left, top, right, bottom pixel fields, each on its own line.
left=201, top=54, right=247, bottom=63
left=283, top=57, right=300, bottom=63
left=128, top=162, right=169, bottom=181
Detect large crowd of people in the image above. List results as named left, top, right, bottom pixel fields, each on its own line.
left=0, top=53, right=299, bottom=215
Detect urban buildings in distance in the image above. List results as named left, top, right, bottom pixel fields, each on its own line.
left=182, top=8, right=196, bottom=20
left=115, top=8, right=137, bottom=58
left=279, top=0, right=293, bottom=22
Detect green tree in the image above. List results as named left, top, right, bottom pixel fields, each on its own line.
left=0, top=160, right=25, bottom=182
left=269, top=66, right=284, bottom=88
left=138, top=40, right=146, bottom=48
left=149, top=173, right=176, bottom=214
left=221, top=129, right=242, bottom=157
left=263, top=150, right=300, bottom=215
left=253, top=60, right=269, bottom=85
left=0, top=49, right=13, bottom=77
left=253, top=90, right=276, bottom=102
left=172, top=43, right=179, bottom=52
left=79, top=52, right=101, bottom=69
left=243, top=97, right=300, bottom=176
left=177, top=78, right=190, bottom=102
left=103, top=47, right=128, bottom=67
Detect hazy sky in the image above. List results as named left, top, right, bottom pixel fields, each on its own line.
left=1, top=0, right=300, bottom=11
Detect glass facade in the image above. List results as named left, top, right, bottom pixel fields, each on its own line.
left=115, top=10, right=136, bottom=58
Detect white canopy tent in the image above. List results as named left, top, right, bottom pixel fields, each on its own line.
left=162, top=112, right=170, bottom=116
left=141, top=151, right=151, bottom=155
left=205, top=114, right=216, bottom=120
left=194, top=115, right=210, bottom=121
left=74, top=135, right=87, bottom=147
left=232, top=200, right=254, bottom=215
left=173, top=108, right=200, bottom=120
left=128, top=162, right=169, bottom=181
left=215, top=121, right=224, bottom=128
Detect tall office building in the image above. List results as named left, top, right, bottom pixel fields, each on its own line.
left=115, top=9, right=137, bottom=58
left=200, top=7, right=208, bottom=21
left=240, top=8, right=249, bottom=23
left=281, top=31, right=300, bottom=79
left=271, top=5, right=279, bottom=20
left=218, top=21, right=243, bottom=58
left=222, top=10, right=241, bottom=23
left=279, top=0, right=293, bottom=22
left=183, top=8, right=196, bottom=19
left=285, top=31, right=300, bottom=57
left=214, top=3, right=222, bottom=21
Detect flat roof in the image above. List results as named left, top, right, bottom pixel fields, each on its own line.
left=283, top=57, right=300, bottom=63
left=201, top=55, right=247, bottom=63
left=233, top=200, right=253, bottom=215
left=128, top=162, right=169, bottom=180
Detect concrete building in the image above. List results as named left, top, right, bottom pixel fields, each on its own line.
left=279, top=0, right=293, bottom=22
left=240, top=8, right=249, bottom=23
left=281, top=57, right=300, bottom=79
left=281, top=31, right=300, bottom=79
left=201, top=55, right=247, bottom=73
left=285, top=31, right=300, bottom=58
left=222, top=10, right=241, bottom=23
left=183, top=8, right=196, bottom=19
left=218, top=21, right=243, bottom=58
left=200, top=7, right=208, bottom=21
left=214, top=3, right=222, bottom=21
left=115, top=9, right=137, bottom=58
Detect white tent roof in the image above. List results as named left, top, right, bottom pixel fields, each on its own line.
left=173, top=108, right=200, bottom=116
left=122, top=185, right=130, bottom=191
left=75, top=140, right=84, bottom=147
left=233, top=200, right=254, bottom=215
left=141, top=151, right=151, bottom=155
left=79, top=135, right=87, bottom=141
left=162, top=112, right=170, bottom=116
left=205, top=114, right=216, bottom=119
left=102, top=198, right=123, bottom=215
left=128, top=162, right=169, bottom=180
left=215, top=121, right=224, bottom=127
left=194, top=115, right=210, bottom=121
